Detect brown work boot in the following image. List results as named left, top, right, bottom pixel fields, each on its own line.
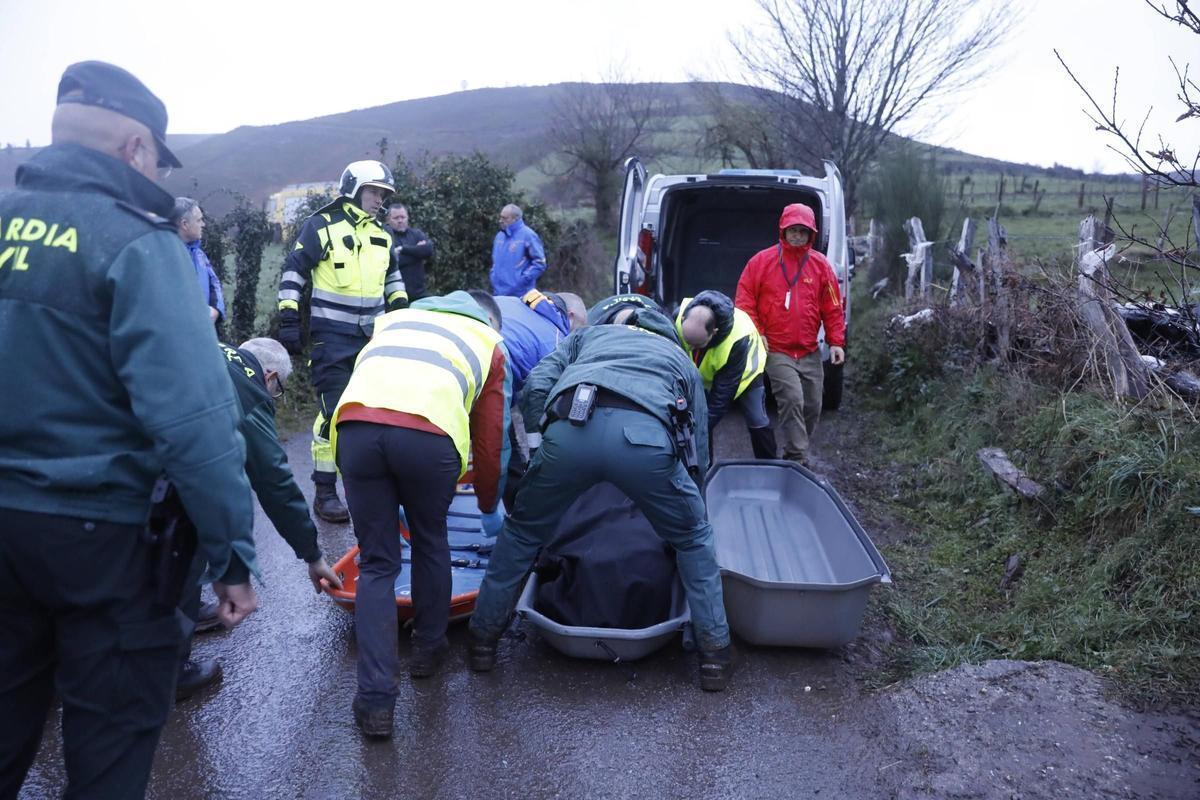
left=313, top=483, right=350, bottom=523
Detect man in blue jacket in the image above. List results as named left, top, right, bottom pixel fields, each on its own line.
left=495, top=290, right=587, bottom=507
left=490, top=204, right=547, bottom=297
left=496, top=290, right=587, bottom=396
left=174, top=196, right=225, bottom=328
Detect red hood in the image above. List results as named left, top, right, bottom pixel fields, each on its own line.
left=778, top=203, right=816, bottom=255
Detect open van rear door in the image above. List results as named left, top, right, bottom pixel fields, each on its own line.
left=614, top=157, right=647, bottom=293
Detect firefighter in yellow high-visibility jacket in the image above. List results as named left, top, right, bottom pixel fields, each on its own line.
left=275, top=160, right=408, bottom=521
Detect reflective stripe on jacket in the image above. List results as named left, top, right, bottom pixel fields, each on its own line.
left=331, top=308, right=504, bottom=478
left=278, top=198, right=406, bottom=336
left=675, top=298, right=766, bottom=399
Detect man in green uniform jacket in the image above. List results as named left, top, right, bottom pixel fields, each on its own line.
left=0, top=62, right=258, bottom=798
left=469, top=305, right=735, bottom=691
left=176, top=339, right=344, bottom=699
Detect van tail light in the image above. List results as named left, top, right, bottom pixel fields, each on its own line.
left=635, top=229, right=655, bottom=296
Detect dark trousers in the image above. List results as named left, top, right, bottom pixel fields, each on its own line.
left=309, top=331, right=369, bottom=485
left=471, top=409, right=731, bottom=651
left=399, top=265, right=428, bottom=302
left=176, top=555, right=207, bottom=666
left=336, top=423, right=460, bottom=702
left=0, top=508, right=182, bottom=800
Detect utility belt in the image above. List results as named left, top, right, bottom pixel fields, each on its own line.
left=546, top=385, right=646, bottom=423
left=544, top=384, right=701, bottom=479
left=142, top=476, right=198, bottom=609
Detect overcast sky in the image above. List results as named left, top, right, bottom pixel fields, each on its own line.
left=1, top=0, right=1196, bottom=174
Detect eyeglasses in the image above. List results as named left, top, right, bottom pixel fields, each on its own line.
left=267, top=373, right=285, bottom=399
left=137, top=139, right=173, bottom=181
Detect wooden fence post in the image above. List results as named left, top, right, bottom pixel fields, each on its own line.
left=950, top=218, right=977, bottom=307
left=1192, top=194, right=1200, bottom=252
left=903, top=217, right=933, bottom=301
left=1157, top=203, right=1175, bottom=251
left=986, top=217, right=1011, bottom=360
left=1075, top=215, right=1150, bottom=399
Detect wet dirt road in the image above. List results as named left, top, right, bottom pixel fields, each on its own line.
left=21, top=419, right=906, bottom=799
left=20, top=413, right=1199, bottom=798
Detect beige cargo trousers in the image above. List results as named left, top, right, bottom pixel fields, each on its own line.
left=765, top=350, right=824, bottom=464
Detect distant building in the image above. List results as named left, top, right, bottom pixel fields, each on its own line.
left=264, top=182, right=339, bottom=225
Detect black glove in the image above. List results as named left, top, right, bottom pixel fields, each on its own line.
left=277, top=309, right=303, bottom=355
left=386, top=295, right=409, bottom=313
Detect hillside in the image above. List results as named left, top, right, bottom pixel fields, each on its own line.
left=0, top=81, right=1132, bottom=217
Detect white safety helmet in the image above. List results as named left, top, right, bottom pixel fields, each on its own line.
left=339, top=160, right=395, bottom=200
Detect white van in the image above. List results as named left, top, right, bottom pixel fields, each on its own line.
left=613, top=157, right=853, bottom=409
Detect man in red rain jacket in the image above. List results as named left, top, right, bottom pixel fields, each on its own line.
left=735, top=203, right=846, bottom=466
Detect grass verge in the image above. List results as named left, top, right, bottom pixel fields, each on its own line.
left=852, top=293, right=1200, bottom=706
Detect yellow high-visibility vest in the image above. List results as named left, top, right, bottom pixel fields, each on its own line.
left=278, top=200, right=404, bottom=332
left=331, top=308, right=501, bottom=475
left=675, top=298, right=766, bottom=398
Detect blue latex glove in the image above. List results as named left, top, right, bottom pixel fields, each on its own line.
left=479, top=501, right=506, bottom=538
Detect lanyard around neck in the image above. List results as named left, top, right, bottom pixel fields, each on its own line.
left=778, top=244, right=811, bottom=288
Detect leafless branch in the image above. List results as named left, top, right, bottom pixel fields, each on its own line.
left=545, top=69, right=678, bottom=227
left=717, top=0, right=1017, bottom=212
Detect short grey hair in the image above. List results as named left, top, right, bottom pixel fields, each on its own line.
left=239, top=337, right=293, bottom=385
left=172, top=196, right=199, bottom=226
left=502, top=203, right=523, bottom=220
left=551, top=292, right=588, bottom=330
left=387, top=203, right=408, bottom=215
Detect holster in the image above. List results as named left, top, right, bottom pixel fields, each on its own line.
left=143, top=476, right=199, bottom=609
left=669, top=399, right=701, bottom=481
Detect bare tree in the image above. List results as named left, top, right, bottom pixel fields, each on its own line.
left=694, top=82, right=799, bottom=170
left=1055, top=4, right=1200, bottom=397
left=724, top=0, right=1016, bottom=213
left=1055, top=2, right=1199, bottom=191
left=546, top=75, right=677, bottom=228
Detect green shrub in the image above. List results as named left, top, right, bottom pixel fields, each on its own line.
left=863, top=354, right=1200, bottom=703
left=863, top=143, right=948, bottom=290
left=391, top=152, right=560, bottom=295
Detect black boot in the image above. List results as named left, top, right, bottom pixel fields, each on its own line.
left=313, top=482, right=350, bottom=523
left=698, top=645, right=735, bottom=692
left=468, top=633, right=498, bottom=672
left=352, top=695, right=394, bottom=739
left=409, top=637, right=449, bottom=678
left=176, top=658, right=222, bottom=700
left=194, top=598, right=222, bottom=634
left=749, top=426, right=778, bottom=460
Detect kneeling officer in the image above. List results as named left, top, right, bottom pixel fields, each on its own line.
left=469, top=306, right=734, bottom=691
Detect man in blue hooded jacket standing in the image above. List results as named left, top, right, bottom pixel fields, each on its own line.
left=174, top=196, right=225, bottom=328
left=489, top=204, right=547, bottom=297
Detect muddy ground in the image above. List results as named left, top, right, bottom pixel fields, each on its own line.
left=20, top=401, right=1200, bottom=799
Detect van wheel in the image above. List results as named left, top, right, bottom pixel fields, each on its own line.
left=823, top=361, right=844, bottom=412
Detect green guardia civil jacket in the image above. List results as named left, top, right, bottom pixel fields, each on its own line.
left=0, top=144, right=258, bottom=584
left=219, top=343, right=321, bottom=563
left=522, top=308, right=710, bottom=474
